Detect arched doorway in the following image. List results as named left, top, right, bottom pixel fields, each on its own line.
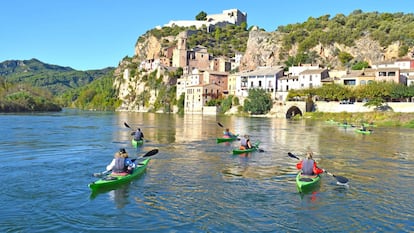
left=286, top=106, right=303, bottom=119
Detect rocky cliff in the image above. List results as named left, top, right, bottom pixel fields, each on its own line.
left=240, top=27, right=404, bottom=71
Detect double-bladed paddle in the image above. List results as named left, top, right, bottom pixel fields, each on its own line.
left=93, top=148, right=159, bottom=177
left=124, top=122, right=149, bottom=142
left=287, top=152, right=349, bottom=184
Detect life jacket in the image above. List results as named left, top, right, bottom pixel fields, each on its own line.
left=134, top=131, right=143, bottom=141
left=301, top=159, right=315, bottom=175
left=240, top=138, right=248, bottom=147
left=113, top=157, right=127, bottom=173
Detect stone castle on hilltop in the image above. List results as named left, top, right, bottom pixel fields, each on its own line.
left=160, top=9, right=247, bottom=32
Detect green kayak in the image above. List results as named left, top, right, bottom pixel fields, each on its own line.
left=232, top=142, right=260, bottom=155
left=216, top=136, right=239, bottom=143
left=89, top=158, right=150, bottom=192
left=296, top=173, right=321, bottom=193
left=355, top=129, right=372, bottom=134
left=131, top=138, right=144, bottom=147
left=338, top=123, right=353, bottom=128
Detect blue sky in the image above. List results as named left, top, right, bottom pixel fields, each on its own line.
left=1, top=0, right=413, bottom=71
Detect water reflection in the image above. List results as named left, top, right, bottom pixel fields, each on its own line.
left=90, top=182, right=131, bottom=209
left=108, top=184, right=130, bottom=209
left=299, top=190, right=320, bottom=202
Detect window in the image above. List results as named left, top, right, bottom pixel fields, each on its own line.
left=241, top=77, right=248, bottom=87
left=309, top=75, right=312, bottom=81
left=360, top=80, right=366, bottom=85
left=344, top=80, right=356, bottom=85
left=259, top=81, right=262, bottom=87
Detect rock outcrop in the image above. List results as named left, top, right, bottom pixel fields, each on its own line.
left=240, top=28, right=406, bottom=71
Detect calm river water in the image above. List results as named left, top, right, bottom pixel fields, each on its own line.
left=0, top=109, right=413, bottom=232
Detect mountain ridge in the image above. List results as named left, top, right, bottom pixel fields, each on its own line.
left=0, top=58, right=115, bottom=95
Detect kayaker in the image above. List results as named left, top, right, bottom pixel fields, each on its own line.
left=106, top=148, right=136, bottom=175
left=223, top=128, right=236, bottom=138
left=296, top=152, right=324, bottom=176
left=359, top=125, right=367, bottom=131
left=133, top=128, right=144, bottom=141
left=239, top=135, right=252, bottom=150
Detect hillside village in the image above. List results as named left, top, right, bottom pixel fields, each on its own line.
left=114, top=9, right=414, bottom=115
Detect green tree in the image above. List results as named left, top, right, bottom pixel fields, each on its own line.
left=240, top=22, right=248, bottom=31
left=315, top=84, right=351, bottom=101
left=214, top=27, right=222, bottom=42
left=195, top=11, right=207, bottom=21
left=338, top=51, right=353, bottom=65
left=351, top=61, right=370, bottom=70
left=243, top=88, right=273, bottom=114
left=219, top=95, right=233, bottom=113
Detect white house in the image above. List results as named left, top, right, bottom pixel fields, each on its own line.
left=235, top=66, right=284, bottom=98
left=288, top=64, right=320, bottom=76
left=277, top=68, right=329, bottom=101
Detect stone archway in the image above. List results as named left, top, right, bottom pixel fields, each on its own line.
left=286, top=106, right=303, bottom=119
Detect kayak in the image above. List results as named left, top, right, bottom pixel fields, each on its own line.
left=131, top=138, right=144, bottom=147
left=217, top=136, right=239, bottom=143
left=232, top=142, right=260, bottom=155
left=296, top=173, right=321, bottom=193
left=355, top=129, right=372, bottom=134
left=338, top=123, right=353, bottom=128
left=88, top=158, right=150, bottom=192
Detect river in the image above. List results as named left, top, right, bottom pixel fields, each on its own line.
left=0, top=109, right=413, bottom=232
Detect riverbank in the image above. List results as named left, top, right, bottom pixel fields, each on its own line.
left=304, top=111, right=414, bottom=128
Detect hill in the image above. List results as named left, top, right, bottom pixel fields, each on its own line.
left=0, top=58, right=115, bottom=96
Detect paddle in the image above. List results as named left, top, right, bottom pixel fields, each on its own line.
left=124, top=122, right=132, bottom=129
left=287, top=152, right=348, bottom=184
left=254, top=141, right=265, bottom=152
left=131, top=148, right=159, bottom=163
left=93, top=148, right=159, bottom=177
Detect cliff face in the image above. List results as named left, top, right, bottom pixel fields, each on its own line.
left=240, top=28, right=404, bottom=70
left=134, top=35, right=163, bottom=61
